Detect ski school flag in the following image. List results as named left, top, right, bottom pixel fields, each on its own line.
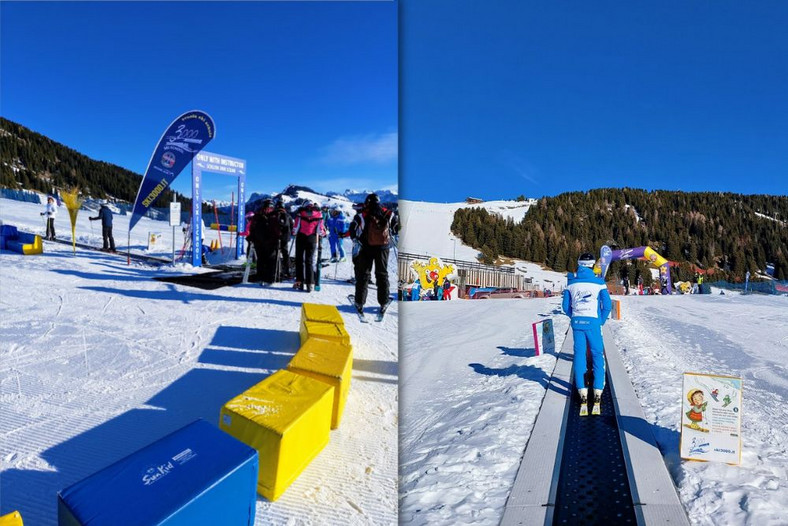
left=129, top=111, right=215, bottom=232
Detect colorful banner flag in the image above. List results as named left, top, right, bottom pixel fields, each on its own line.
left=61, top=188, right=83, bottom=254
left=129, top=111, right=215, bottom=232
left=680, top=372, right=742, bottom=464
left=598, top=245, right=613, bottom=278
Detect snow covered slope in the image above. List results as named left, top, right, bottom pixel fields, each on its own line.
left=398, top=199, right=565, bottom=289
left=400, top=298, right=569, bottom=524
left=398, top=197, right=788, bottom=525
left=607, top=294, right=788, bottom=526
left=0, top=198, right=397, bottom=525
left=400, top=292, right=788, bottom=525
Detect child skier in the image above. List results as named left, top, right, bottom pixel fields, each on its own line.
left=562, top=252, right=612, bottom=416
left=326, top=205, right=347, bottom=262
left=40, top=195, right=57, bottom=240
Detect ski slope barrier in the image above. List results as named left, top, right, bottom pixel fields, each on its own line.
left=218, top=303, right=358, bottom=502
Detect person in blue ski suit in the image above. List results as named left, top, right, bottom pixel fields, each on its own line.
left=410, top=280, right=421, bottom=301
left=326, top=205, right=347, bottom=262
left=562, top=252, right=612, bottom=404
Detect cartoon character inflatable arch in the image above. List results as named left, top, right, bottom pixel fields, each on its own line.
left=409, top=257, right=458, bottom=300
left=598, top=245, right=673, bottom=294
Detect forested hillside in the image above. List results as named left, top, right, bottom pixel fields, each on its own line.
left=452, top=189, right=788, bottom=281
left=0, top=117, right=188, bottom=208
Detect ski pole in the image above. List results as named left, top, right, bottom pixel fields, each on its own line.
left=275, top=244, right=281, bottom=283
left=288, top=235, right=295, bottom=262
left=334, top=236, right=342, bottom=280
left=314, top=228, right=321, bottom=291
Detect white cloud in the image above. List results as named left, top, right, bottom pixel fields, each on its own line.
left=498, top=150, right=540, bottom=185
left=320, top=132, right=398, bottom=165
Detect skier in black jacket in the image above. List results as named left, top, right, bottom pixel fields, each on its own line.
left=89, top=201, right=116, bottom=252
left=249, top=199, right=287, bottom=285
left=276, top=199, right=293, bottom=279
left=349, top=193, right=400, bottom=313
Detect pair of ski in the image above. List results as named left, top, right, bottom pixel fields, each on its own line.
left=579, top=396, right=601, bottom=417
left=348, top=294, right=391, bottom=323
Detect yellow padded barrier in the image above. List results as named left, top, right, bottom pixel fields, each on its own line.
left=300, top=303, right=345, bottom=326
left=299, top=320, right=351, bottom=348
left=22, top=235, right=42, bottom=255
left=219, top=370, right=334, bottom=501
left=288, top=337, right=353, bottom=429
left=0, top=511, right=23, bottom=526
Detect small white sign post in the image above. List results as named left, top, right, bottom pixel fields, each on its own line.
left=169, top=201, right=181, bottom=263
left=532, top=319, right=555, bottom=356
left=680, top=372, right=742, bottom=464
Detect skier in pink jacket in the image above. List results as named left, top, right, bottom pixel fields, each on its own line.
left=292, top=201, right=326, bottom=292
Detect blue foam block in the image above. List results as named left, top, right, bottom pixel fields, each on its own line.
left=0, top=224, right=18, bottom=237
left=0, top=224, right=18, bottom=250
left=16, top=232, right=36, bottom=244
left=57, top=419, right=258, bottom=525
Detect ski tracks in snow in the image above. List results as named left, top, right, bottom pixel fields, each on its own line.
left=608, top=294, right=788, bottom=525
left=400, top=299, right=568, bottom=525
left=1, top=236, right=398, bottom=525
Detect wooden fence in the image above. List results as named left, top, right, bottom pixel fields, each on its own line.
left=398, top=257, right=536, bottom=292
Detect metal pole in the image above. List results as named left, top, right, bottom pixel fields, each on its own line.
left=172, top=194, right=176, bottom=264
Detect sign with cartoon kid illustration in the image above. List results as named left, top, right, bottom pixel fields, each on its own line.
left=680, top=372, right=742, bottom=464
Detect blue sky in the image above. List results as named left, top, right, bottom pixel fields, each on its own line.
left=1, top=1, right=397, bottom=202
left=401, top=1, right=788, bottom=201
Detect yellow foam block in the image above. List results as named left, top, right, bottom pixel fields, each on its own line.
left=301, top=303, right=345, bottom=326
left=288, top=338, right=353, bottom=429
left=22, top=235, right=42, bottom=255
left=299, top=319, right=351, bottom=348
left=219, top=369, right=334, bottom=501
left=0, top=511, right=23, bottom=526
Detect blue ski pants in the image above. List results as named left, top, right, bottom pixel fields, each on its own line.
left=572, top=327, right=606, bottom=390
left=329, top=235, right=345, bottom=258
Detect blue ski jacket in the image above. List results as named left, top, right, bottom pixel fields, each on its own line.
left=326, top=212, right=347, bottom=240
left=562, top=266, right=612, bottom=331
left=90, top=205, right=113, bottom=227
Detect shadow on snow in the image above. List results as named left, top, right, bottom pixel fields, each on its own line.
left=0, top=325, right=299, bottom=523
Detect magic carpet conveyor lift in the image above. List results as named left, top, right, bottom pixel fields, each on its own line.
left=500, top=327, right=690, bottom=526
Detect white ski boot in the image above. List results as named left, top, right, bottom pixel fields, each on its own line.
left=578, top=388, right=589, bottom=417
left=592, top=389, right=603, bottom=415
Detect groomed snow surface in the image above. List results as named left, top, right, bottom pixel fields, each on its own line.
left=0, top=198, right=397, bottom=525
left=400, top=298, right=569, bottom=524
left=399, top=198, right=787, bottom=525
left=400, top=291, right=788, bottom=525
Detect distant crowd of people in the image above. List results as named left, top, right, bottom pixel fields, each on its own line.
left=243, top=193, right=399, bottom=312
left=620, top=272, right=705, bottom=295
left=401, top=275, right=454, bottom=301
